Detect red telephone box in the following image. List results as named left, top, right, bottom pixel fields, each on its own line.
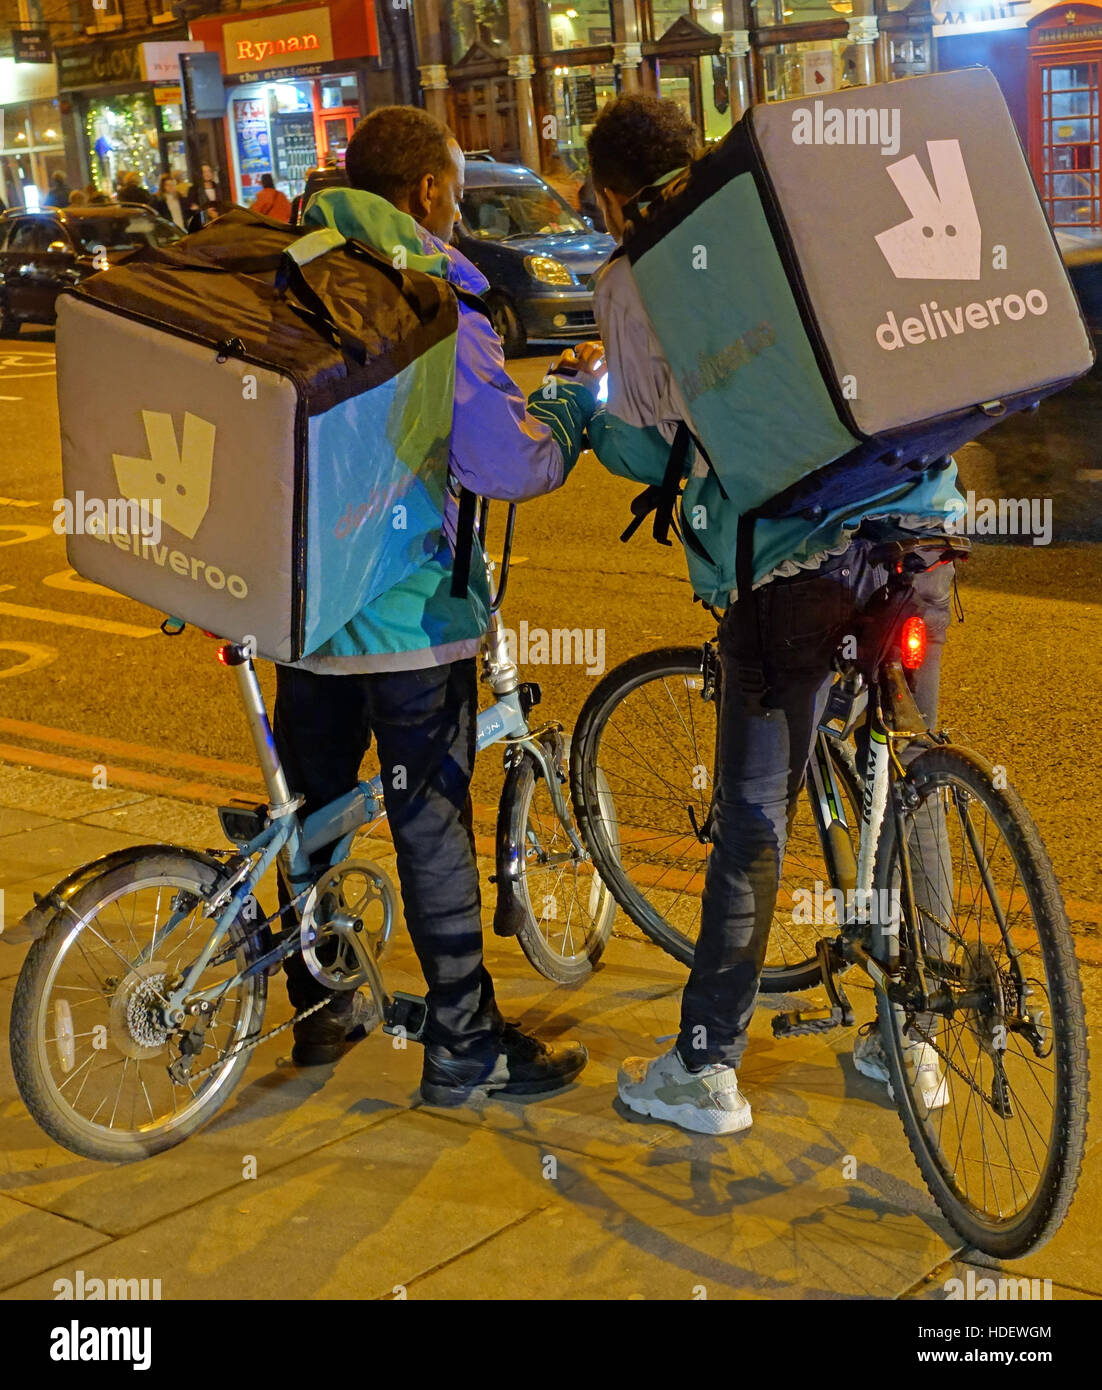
left=1029, top=4, right=1102, bottom=235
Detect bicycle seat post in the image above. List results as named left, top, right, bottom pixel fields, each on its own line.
left=218, top=643, right=298, bottom=817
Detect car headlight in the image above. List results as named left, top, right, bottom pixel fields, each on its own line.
left=524, top=254, right=576, bottom=286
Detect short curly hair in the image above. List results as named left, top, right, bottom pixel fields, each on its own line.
left=586, top=95, right=700, bottom=199
left=345, top=105, right=454, bottom=202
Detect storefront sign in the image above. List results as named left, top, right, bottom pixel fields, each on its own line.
left=222, top=6, right=334, bottom=75
left=13, top=29, right=50, bottom=64
left=153, top=85, right=182, bottom=105
left=139, top=40, right=205, bottom=84
left=190, top=0, right=378, bottom=73
left=57, top=41, right=142, bottom=89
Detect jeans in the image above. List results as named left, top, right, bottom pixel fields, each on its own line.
left=676, top=537, right=954, bottom=1070
left=272, top=659, right=503, bottom=1057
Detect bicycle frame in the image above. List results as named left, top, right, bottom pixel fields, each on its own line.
left=157, top=502, right=587, bottom=1027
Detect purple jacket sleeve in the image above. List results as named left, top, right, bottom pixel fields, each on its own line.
left=447, top=303, right=568, bottom=501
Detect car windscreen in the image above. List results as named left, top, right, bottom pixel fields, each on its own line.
left=69, top=214, right=184, bottom=253
left=462, top=185, right=586, bottom=240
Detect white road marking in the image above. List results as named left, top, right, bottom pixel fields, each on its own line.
left=0, top=496, right=38, bottom=508
left=1075, top=468, right=1102, bottom=481
left=0, top=395, right=22, bottom=401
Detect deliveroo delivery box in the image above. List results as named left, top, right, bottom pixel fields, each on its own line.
left=622, top=65, right=1093, bottom=524
left=56, top=207, right=458, bottom=662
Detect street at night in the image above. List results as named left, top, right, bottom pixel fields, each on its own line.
left=0, top=0, right=1099, bottom=1343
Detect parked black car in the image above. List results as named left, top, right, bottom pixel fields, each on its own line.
left=0, top=205, right=184, bottom=335
left=455, top=159, right=615, bottom=356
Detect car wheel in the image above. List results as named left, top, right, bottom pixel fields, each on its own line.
left=486, top=294, right=526, bottom=358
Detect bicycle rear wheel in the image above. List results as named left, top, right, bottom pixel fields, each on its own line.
left=570, top=646, right=861, bottom=991
left=10, top=849, right=266, bottom=1162
left=873, top=745, right=1088, bottom=1257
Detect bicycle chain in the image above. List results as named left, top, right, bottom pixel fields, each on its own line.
left=181, top=997, right=333, bottom=1085
left=909, top=1021, right=1003, bottom=1111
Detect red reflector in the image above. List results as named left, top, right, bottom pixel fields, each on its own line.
left=901, top=615, right=927, bottom=670
left=217, top=644, right=230, bottom=666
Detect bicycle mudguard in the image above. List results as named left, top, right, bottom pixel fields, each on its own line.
left=4, top=844, right=230, bottom=946
left=491, top=744, right=531, bottom=937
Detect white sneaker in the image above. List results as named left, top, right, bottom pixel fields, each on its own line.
left=618, top=1048, right=752, bottom=1135
left=854, top=1027, right=949, bottom=1110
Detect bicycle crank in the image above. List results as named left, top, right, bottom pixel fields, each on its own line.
left=299, top=859, right=399, bottom=991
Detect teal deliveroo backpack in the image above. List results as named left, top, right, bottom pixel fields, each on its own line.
left=614, top=66, right=1095, bottom=601
left=55, top=204, right=462, bottom=662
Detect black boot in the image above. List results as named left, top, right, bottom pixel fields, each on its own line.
left=292, top=992, right=377, bottom=1066
left=420, top=1021, right=587, bottom=1107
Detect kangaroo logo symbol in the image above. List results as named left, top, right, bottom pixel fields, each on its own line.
left=113, top=411, right=215, bottom=540
left=875, top=140, right=982, bottom=281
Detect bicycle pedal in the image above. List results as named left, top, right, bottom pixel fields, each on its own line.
left=383, top=991, right=428, bottom=1042
left=772, top=1007, right=844, bottom=1039
left=817, top=937, right=855, bottom=1027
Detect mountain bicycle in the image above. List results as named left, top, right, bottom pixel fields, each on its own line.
left=6, top=503, right=613, bottom=1162
left=572, top=534, right=1088, bottom=1256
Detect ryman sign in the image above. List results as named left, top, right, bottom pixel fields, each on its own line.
left=222, top=6, right=334, bottom=76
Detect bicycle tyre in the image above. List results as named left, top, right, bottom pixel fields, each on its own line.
left=873, top=745, right=1088, bottom=1258
left=507, top=745, right=616, bottom=984
left=570, top=645, right=862, bottom=991
left=10, top=849, right=267, bottom=1163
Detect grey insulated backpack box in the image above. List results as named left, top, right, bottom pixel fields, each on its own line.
left=55, top=207, right=459, bottom=661
left=621, top=66, right=1094, bottom=592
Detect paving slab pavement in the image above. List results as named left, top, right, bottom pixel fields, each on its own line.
left=0, top=764, right=1097, bottom=1301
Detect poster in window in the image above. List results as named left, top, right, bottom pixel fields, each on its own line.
left=801, top=50, right=836, bottom=94
left=234, top=96, right=271, bottom=198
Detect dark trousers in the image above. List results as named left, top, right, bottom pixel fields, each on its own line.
left=272, top=659, right=503, bottom=1057
left=676, top=539, right=954, bottom=1069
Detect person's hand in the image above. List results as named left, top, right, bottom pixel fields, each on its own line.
left=552, top=340, right=606, bottom=395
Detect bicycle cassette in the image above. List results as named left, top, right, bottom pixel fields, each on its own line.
left=299, top=860, right=398, bottom=991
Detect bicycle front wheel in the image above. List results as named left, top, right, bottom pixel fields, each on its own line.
left=873, top=745, right=1088, bottom=1258
left=507, top=743, right=616, bottom=984
left=570, top=646, right=861, bottom=990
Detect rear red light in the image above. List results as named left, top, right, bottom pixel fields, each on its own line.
left=900, top=615, right=927, bottom=670
left=217, top=644, right=230, bottom=665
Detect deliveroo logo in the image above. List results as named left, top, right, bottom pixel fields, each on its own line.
left=113, top=411, right=215, bottom=539
left=874, top=140, right=982, bottom=281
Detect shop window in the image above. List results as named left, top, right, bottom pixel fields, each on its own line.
left=320, top=75, right=359, bottom=109
left=547, top=0, right=615, bottom=50
left=1, top=100, right=67, bottom=209
left=651, top=0, right=724, bottom=35
left=446, top=0, right=510, bottom=62
left=549, top=64, right=618, bottom=166
left=760, top=37, right=857, bottom=100
left=86, top=94, right=161, bottom=197
left=751, top=0, right=848, bottom=25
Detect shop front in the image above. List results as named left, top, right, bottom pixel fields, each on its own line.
left=0, top=48, right=67, bottom=209
left=427, top=1, right=929, bottom=176
left=189, top=0, right=381, bottom=207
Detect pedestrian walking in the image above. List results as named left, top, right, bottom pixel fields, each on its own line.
left=252, top=173, right=292, bottom=223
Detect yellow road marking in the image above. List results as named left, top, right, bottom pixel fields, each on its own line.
left=42, top=568, right=117, bottom=597
left=0, top=524, right=52, bottom=546
left=0, top=642, right=57, bottom=679
left=0, top=586, right=159, bottom=638
left=0, top=496, right=39, bottom=508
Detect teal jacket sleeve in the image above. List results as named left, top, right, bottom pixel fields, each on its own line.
left=525, top=377, right=599, bottom=481
left=587, top=409, right=675, bottom=487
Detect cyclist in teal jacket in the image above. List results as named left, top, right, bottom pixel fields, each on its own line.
left=572, top=95, right=963, bottom=1135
